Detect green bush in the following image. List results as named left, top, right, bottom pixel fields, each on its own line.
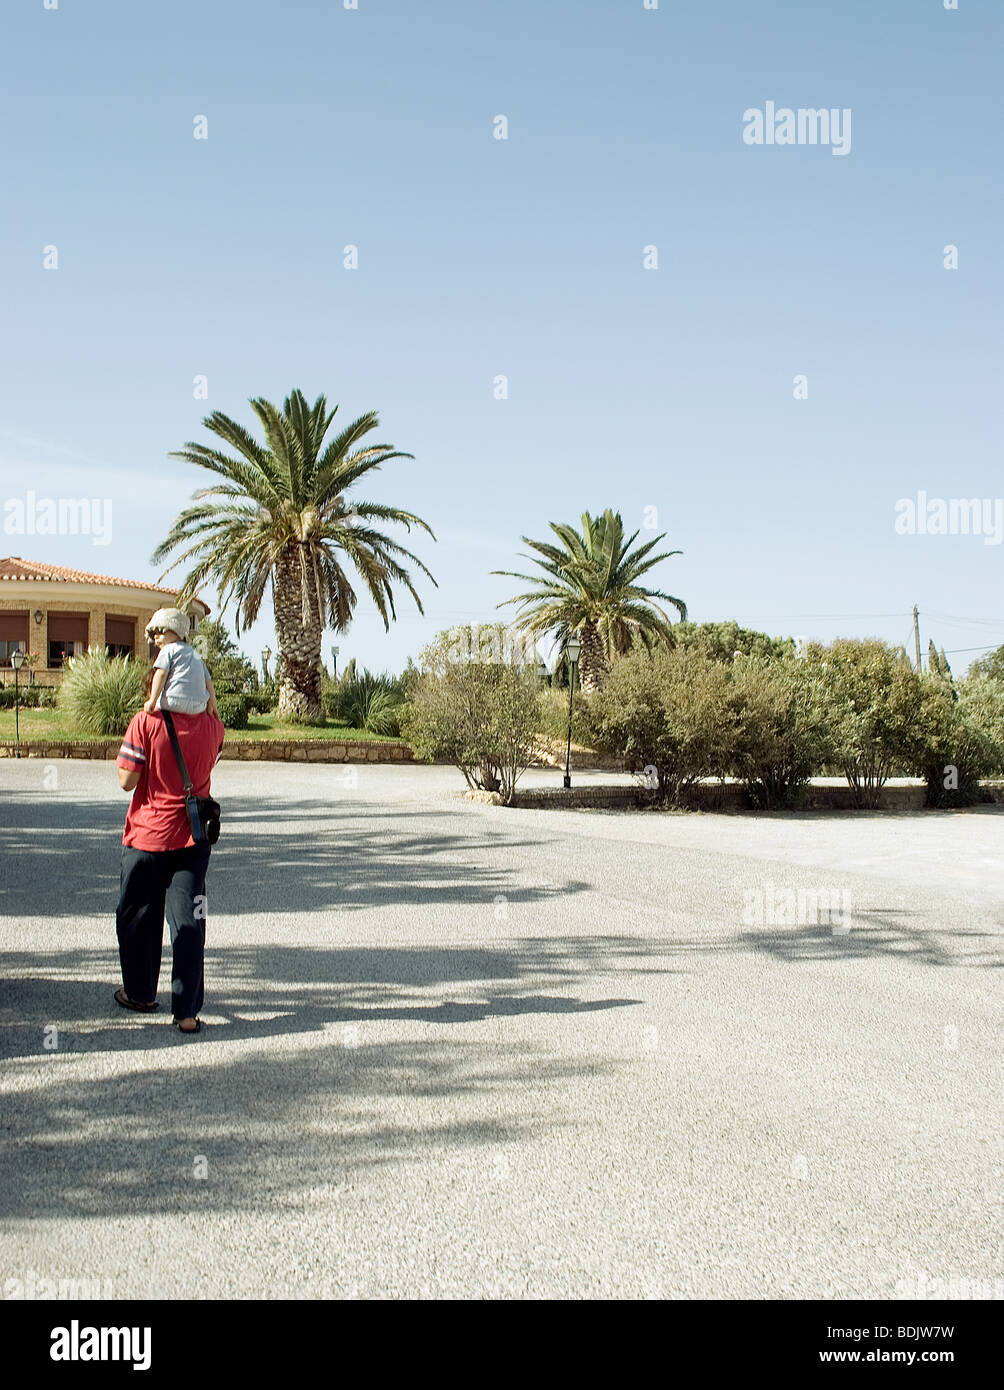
left=401, top=625, right=543, bottom=803
left=191, top=618, right=259, bottom=695
left=804, top=639, right=926, bottom=807
left=727, top=656, right=829, bottom=809
left=967, top=643, right=1004, bottom=682
left=670, top=620, right=796, bottom=664
left=326, top=666, right=406, bottom=735
left=215, top=693, right=250, bottom=730
left=589, top=646, right=734, bottom=801
left=245, top=689, right=276, bottom=715
left=56, top=648, right=147, bottom=736
left=0, top=684, right=58, bottom=708
left=536, top=685, right=594, bottom=748
left=917, top=673, right=1004, bottom=806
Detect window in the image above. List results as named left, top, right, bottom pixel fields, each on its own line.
left=0, top=639, right=26, bottom=666
left=105, top=615, right=135, bottom=660
left=0, top=612, right=28, bottom=667
left=47, top=612, right=89, bottom=668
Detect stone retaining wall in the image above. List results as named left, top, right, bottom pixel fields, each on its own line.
left=464, top=782, right=967, bottom=812
left=0, top=738, right=413, bottom=762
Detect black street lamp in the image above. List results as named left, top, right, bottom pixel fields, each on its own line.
left=11, top=648, right=25, bottom=759
left=563, top=633, right=581, bottom=789
left=261, top=646, right=272, bottom=682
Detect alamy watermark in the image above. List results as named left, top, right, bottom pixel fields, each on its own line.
left=3, top=490, right=112, bottom=546
left=5, top=1269, right=114, bottom=1299
left=893, top=1270, right=1003, bottom=1300
left=742, top=881, right=852, bottom=934
left=742, top=102, right=851, bottom=156
left=445, top=624, right=540, bottom=667
left=895, top=492, right=1003, bottom=546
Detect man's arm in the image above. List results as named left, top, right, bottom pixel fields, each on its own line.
left=116, top=717, right=147, bottom=792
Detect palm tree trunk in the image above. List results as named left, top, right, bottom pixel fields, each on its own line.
left=274, top=546, right=323, bottom=719
left=577, top=620, right=609, bottom=692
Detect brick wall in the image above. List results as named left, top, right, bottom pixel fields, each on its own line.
left=0, top=598, right=158, bottom=686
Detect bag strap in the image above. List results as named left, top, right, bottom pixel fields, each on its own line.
left=161, top=709, right=194, bottom=795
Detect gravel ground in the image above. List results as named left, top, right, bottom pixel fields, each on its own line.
left=0, top=759, right=1001, bottom=1300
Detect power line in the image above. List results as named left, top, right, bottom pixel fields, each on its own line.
left=924, top=611, right=1004, bottom=630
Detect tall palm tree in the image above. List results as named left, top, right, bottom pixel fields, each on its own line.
left=152, top=389, right=436, bottom=720
left=493, top=509, right=686, bottom=691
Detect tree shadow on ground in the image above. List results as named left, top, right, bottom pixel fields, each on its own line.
left=0, top=792, right=587, bottom=919
left=0, top=938, right=655, bottom=1060
left=737, top=907, right=1001, bottom=968
left=0, top=935, right=652, bottom=1222
left=0, top=1031, right=626, bottom=1221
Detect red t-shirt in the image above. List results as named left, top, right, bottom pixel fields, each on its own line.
left=116, top=710, right=225, bottom=851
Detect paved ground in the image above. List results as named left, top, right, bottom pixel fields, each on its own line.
left=0, top=759, right=1001, bottom=1300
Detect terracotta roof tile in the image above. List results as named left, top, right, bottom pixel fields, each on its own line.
left=0, top=556, right=210, bottom=611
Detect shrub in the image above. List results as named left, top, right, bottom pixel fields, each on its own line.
left=191, top=618, right=259, bottom=695
left=326, top=666, right=406, bottom=735
left=536, top=684, right=594, bottom=748
left=967, top=643, right=1004, bottom=682
left=401, top=624, right=543, bottom=803
left=805, top=639, right=927, bottom=807
left=670, top=620, right=796, bottom=664
left=57, top=648, right=147, bottom=736
left=589, top=646, right=734, bottom=801
left=916, top=673, right=1004, bottom=806
left=245, top=688, right=276, bottom=715
left=215, top=693, right=250, bottom=730
left=0, top=684, right=57, bottom=708
left=727, top=656, right=830, bottom=809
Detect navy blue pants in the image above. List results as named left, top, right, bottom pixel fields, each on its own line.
left=116, top=842, right=211, bottom=1020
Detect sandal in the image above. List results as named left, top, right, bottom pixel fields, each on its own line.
left=173, top=1017, right=202, bottom=1034
left=114, top=988, right=160, bottom=1013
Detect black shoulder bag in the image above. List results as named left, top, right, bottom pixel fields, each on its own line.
left=161, top=710, right=222, bottom=845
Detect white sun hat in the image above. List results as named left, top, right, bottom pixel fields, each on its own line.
left=144, top=607, right=192, bottom=641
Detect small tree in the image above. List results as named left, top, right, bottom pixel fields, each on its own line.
left=670, top=620, right=795, bottom=664
left=968, top=643, right=1004, bottom=682
left=727, top=656, right=829, bottom=809
left=192, top=618, right=258, bottom=694
left=805, top=639, right=926, bottom=808
left=589, top=645, right=734, bottom=801
left=401, top=624, right=543, bottom=803
left=917, top=672, right=1004, bottom=806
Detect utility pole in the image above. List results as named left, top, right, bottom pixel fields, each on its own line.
left=913, top=605, right=922, bottom=671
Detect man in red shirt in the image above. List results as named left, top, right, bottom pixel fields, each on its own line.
left=114, top=706, right=225, bottom=1034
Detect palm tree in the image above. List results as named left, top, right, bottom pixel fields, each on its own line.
left=152, top=389, right=436, bottom=720
left=493, top=509, right=686, bottom=691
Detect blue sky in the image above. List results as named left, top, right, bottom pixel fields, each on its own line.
left=2, top=0, right=1001, bottom=676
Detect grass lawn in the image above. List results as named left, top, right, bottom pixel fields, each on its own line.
left=0, top=707, right=405, bottom=744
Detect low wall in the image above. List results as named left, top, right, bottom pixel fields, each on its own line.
left=0, top=738, right=413, bottom=763
left=465, top=782, right=950, bottom=812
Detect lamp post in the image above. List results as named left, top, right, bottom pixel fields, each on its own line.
left=11, top=648, right=25, bottom=759
left=261, top=646, right=272, bottom=682
left=331, top=645, right=340, bottom=679
left=563, top=633, right=581, bottom=789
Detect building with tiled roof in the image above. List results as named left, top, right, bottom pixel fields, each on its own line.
left=0, top=557, right=210, bottom=685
